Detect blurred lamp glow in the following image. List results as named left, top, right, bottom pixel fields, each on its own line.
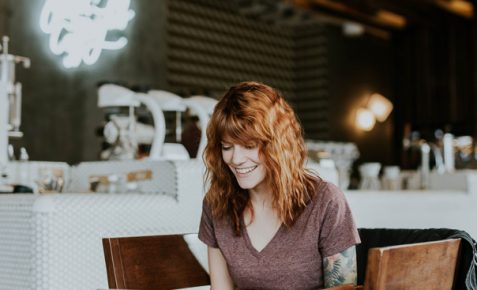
left=40, top=0, right=135, bottom=68
left=356, top=108, right=376, bottom=131
left=368, top=93, right=393, bottom=122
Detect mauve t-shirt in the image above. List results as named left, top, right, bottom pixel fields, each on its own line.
left=198, top=179, right=361, bottom=290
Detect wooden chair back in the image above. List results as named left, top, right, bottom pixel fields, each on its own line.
left=363, top=238, right=461, bottom=290
left=102, top=234, right=210, bottom=290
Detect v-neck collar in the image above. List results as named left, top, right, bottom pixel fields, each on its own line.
left=241, top=217, right=284, bottom=258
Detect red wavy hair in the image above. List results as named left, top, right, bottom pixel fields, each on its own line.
left=203, top=81, right=318, bottom=235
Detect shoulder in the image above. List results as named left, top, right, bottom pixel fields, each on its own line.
left=201, top=196, right=230, bottom=227
left=312, top=178, right=346, bottom=205
left=201, top=197, right=214, bottom=221
left=306, top=179, right=352, bottom=223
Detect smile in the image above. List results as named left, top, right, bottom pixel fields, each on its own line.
left=234, top=165, right=258, bottom=174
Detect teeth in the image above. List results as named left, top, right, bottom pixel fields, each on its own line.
left=235, top=166, right=257, bottom=174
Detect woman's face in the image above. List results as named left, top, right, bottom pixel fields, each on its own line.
left=221, top=140, right=268, bottom=193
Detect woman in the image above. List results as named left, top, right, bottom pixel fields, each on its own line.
left=199, top=81, right=360, bottom=289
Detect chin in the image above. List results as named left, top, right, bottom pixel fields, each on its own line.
left=237, top=182, right=255, bottom=190
left=235, top=179, right=257, bottom=190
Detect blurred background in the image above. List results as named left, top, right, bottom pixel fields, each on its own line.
left=0, top=0, right=475, bottom=170
left=1, top=2, right=476, bottom=289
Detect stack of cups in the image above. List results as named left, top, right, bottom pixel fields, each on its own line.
left=359, top=162, right=381, bottom=190
left=381, top=166, right=401, bottom=190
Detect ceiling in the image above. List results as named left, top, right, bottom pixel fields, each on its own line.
left=235, top=0, right=474, bottom=38
left=289, top=0, right=474, bottom=30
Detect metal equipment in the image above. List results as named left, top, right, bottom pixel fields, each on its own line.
left=98, top=84, right=200, bottom=160
left=183, top=95, right=218, bottom=158
left=0, top=36, right=30, bottom=165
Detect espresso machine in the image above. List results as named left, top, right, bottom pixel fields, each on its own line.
left=97, top=85, right=219, bottom=161
left=98, top=84, right=189, bottom=160
left=98, top=84, right=152, bottom=160
left=0, top=36, right=30, bottom=169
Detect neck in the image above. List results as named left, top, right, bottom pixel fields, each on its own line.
left=249, top=185, right=273, bottom=209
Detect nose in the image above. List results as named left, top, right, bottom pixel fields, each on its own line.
left=231, top=145, right=246, bottom=165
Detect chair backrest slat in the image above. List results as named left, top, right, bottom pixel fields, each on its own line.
left=103, top=234, right=210, bottom=290
left=363, top=238, right=461, bottom=290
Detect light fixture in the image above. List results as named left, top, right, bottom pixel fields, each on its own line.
left=39, top=0, right=135, bottom=68
left=354, top=92, right=393, bottom=131
left=367, top=93, right=393, bottom=122
left=355, top=107, right=376, bottom=131
left=343, top=22, right=365, bottom=37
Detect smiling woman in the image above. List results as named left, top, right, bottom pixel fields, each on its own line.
left=220, top=142, right=266, bottom=191
left=198, top=81, right=361, bottom=290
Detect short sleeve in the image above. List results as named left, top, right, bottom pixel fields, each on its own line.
left=318, top=183, right=360, bottom=257
left=198, top=198, right=219, bottom=248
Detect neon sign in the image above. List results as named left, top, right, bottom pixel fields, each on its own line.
left=40, top=0, right=135, bottom=68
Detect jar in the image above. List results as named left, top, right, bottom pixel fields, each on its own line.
left=359, top=162, right=381, bottom=190
left=381, top=166, right=401, bottom=190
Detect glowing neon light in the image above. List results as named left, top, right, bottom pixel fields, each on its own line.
left=40, top=0, right=135, bottom=68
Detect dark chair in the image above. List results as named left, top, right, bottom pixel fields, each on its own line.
left=102, top=234, right=210, bottom=290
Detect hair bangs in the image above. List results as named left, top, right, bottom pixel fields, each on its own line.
left=216, top=112, right=263, bottom=145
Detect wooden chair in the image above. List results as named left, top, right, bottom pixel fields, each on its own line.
left=325, top=238, right=461, bottom=290
left=102, top=234, right=210, bottom=290
left=363, top=238, right=461, bottom=290
left=102, top=234, right=460, bottom=290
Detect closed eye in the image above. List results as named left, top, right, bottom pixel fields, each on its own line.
left=244, top=141, right=259, bottom=149
left=221, top=144, right=232, bottom=151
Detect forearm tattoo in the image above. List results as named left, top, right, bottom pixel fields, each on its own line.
left=323, top=246, right=357, bottom=288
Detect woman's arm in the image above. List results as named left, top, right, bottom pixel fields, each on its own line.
left=323, top=246, right=357, bottom=288
left=208, top=246, right=234, bottom=290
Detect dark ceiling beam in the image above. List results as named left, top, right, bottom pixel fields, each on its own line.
left=291, top=0, right=407, bottom=30
left=369, top=0, right=474, bottom=20
left=290, top=0, right=474, bottom=35
left=290, top=0, right=392, bottom=39
left=435, top=0, right=474, bottom=18
left=369, top=0, right=436, bottom=18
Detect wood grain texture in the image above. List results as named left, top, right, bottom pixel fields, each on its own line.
left=103, top=234, right=210, bottom=290
left=363, top=238, right=461, bottom=290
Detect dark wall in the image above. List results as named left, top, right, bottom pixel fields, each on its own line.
left=326, top=13, right=476, bottom=167
left=294, top=23, right=330, bottom=141
left=394, top=15, right=475, bottom=139
left=1, top=0, right=168, bottom=163
left=327, top=26, right=396, bottom=165
left=391, top=13, right=476, bottom=170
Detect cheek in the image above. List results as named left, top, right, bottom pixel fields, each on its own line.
left=256, top=151, right=265, bottom=164
left=251, top=148, right=261, bottom=162
left=257, top=154, right=268, bottom=175
left=222, top=150, right=231, bottom=163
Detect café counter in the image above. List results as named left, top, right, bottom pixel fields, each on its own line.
left=0, top=167, right=476, bottom=290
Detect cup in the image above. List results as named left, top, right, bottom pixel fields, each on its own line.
left=382, top=166, right=401, bottom=190
left=359, top=162, right=381, bottom=190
